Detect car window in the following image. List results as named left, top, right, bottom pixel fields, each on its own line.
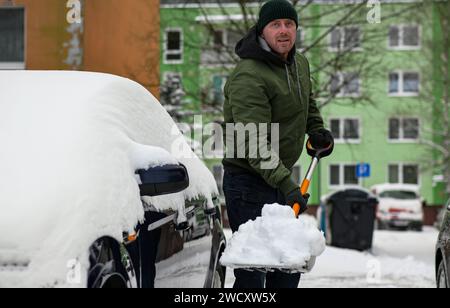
left=379, top=190, right=418, bottom=200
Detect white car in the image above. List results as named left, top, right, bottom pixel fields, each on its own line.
left=371, top=184, right=424, bottom=231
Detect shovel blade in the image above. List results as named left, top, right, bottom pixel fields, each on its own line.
left=220, top=256, right=316, bottom=274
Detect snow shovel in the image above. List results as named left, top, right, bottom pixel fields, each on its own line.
left=221, top=139, right=334, bottom=274
left=292, top=139, right=334, bottom=218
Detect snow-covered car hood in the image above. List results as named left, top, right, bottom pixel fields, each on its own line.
left=0, top=71, right=218, bottom=287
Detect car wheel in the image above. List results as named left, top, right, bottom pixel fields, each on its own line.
left=413, top=224, right=423, bottom=232
left=377, top=220, right=386, bottom=230
left=183, top=228, right=193, bottom=242
left=88, top=238, right=131, bottom=288
left=437, top=259, right=448, bottom=288
left=212, top=264, right=225, bottom=288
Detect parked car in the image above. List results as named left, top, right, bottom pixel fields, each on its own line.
left=88, top=165, right=226, bottom=288
left=436, top=198, right=450, bottom=288
left=0, top=71, right=226, bottom=288
left=371, top=184, right=424, bottom=231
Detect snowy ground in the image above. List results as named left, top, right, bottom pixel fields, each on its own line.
left=221, top=204, right=325, bottom=271
left=224, top=227, right=439, bottom=288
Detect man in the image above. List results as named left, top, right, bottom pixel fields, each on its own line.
left=222, top=0, right=334, bottom=289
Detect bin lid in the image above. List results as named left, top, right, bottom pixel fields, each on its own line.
left=325, top=187, right=377, bottom=203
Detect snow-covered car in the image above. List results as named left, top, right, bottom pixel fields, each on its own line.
left=371, top=184, right=424, bottom=231
left=0, top=71, right=226, bottom=288
left=436, top=198, right=450, bottom=288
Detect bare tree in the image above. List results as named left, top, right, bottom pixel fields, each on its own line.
left=409, top=0, right=450, bottom=195
left=167, top=0, right=424, bottom=119
left=124, top=27, right=161, bottom=96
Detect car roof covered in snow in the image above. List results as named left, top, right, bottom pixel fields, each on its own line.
left=370, top=183, right=420, bottom=194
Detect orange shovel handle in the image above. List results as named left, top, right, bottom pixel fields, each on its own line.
left=293, top=179, right=310, bottom=217
left=292, top=137, right=333, bottom=218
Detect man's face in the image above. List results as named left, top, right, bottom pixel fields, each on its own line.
left=262, top=19, right=297, bottom=59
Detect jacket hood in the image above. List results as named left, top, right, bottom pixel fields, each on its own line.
left=235, top=26, right=297, bottom=67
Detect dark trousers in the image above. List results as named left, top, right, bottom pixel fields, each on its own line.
left=223, top=168, right=301, bottom=289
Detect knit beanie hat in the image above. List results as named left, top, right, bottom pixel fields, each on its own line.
left=256, top=0, right=299, bottom=34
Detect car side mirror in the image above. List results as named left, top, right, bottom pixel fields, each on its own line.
left=137, top=164, right=189, bottom=197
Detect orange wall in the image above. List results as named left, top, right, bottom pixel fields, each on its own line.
left=84, top=0, right=160, bottom=96
left=2, top=0, right=160, bottom=96
left=5, top=0, right=77, bottom=70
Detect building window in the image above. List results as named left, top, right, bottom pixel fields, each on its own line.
left=213, top=165, right=224, bottom=196
left=389, top=117, right=419, bottom=141
left=403, top=73, right=420, bottom=93
left=344, top=165, right=359, bottom=185
left=164, top=28, right=183, bottom=64
left=330, top=72, right=360, bottom=97
left=211, top=29, right=225, bottom=49
left=404, top=165, right=419, bottom=185
left=388, top=165, right=400, bottom=184
left=330, top=118, right=361, bottom=143
left=330, top=26, right=361, bottom=51
left=389, top=71, right=420, bottom=96
left=330, top=165, right=340, bottom=186
left=329, top=164, right=360, bottom=187
left=0, top=8, right=25, bottom=69
left=389, top=25, right=420, bottom=50
left=388, top=164, right=419, bottom=185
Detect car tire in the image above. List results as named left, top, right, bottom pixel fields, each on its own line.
left=413, top=224, right=423, bottom=232
left=377, top=220, right=386, bottom=230
left=88, top=238, right=131, bottom=288
left=437, top=259, right=448, bottom=288
left=212, top=264, right=225, bottom=288
left=183, top=228, right=193, bottom=242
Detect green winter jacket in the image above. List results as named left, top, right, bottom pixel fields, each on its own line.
left=222, top=27, right=325, bottom=195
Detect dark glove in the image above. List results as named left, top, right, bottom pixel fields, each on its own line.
left=286, top=189, right=310, bottom=215
left=308, top=128, right=334, bottom=158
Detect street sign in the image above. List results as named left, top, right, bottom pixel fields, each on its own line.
left=356, top=163, right=371, bottom=178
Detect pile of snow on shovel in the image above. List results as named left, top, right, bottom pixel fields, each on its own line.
left=221, top=204, right=326, bottom=269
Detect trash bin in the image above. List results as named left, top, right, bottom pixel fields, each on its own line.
left=321, top=188, right=378, bottom=251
